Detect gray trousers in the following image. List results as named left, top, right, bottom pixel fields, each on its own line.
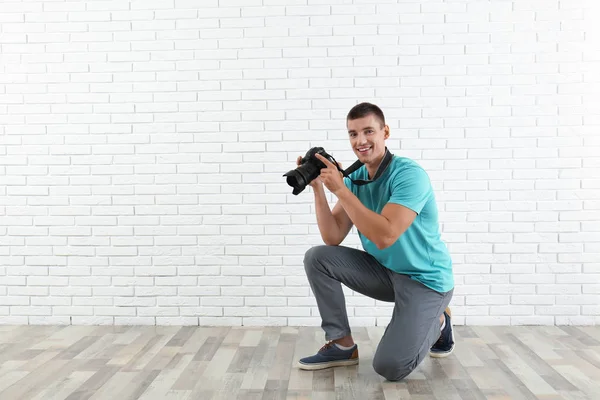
left=304, top=245, right=453, bottom=381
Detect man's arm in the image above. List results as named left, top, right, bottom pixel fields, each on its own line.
left=313, top=184, right=353, bottom=246
left=335, top=187, right=416, bottom=250
left=312, top=152, right=429, bottom=250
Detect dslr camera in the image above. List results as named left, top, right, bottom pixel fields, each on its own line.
left=283, top=147, right=339, bottom=195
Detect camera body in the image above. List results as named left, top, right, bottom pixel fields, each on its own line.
left=283, top=147, right=336, bottom=195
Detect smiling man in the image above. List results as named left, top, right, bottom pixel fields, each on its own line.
left=296, top=102, right=455, bottom=381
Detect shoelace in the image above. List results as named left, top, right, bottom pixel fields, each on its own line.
left=319, top=341, right=335, bottom=352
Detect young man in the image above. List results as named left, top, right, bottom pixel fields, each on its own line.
left=296, top=102, right=454, bottom=381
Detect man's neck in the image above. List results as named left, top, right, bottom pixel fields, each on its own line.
left=366, top=152, right=386, bottom=179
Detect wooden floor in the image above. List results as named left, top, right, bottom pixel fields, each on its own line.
left=0, top=325, right=599, bottom=400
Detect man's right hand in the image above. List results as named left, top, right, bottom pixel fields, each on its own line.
left=297, top=155, right=322, bottom=189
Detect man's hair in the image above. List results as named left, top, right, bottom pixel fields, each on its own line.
left=346, top=102, right=386, bottom=128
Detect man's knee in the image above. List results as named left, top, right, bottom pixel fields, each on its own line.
left=303, top=245, right=328, bottom=272
left=372, top=353, right=418, bottom=382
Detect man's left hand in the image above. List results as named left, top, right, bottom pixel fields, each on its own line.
left=315, top=153, right=345, bottom=195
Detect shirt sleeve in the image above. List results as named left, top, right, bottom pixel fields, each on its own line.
left=388, top=166, right=432, bottom=214
left=343, top=176, right=352, bottom=190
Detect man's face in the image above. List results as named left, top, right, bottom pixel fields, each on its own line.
left=347, top=114, right=389, bottom=165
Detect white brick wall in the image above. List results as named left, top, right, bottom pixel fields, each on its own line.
left=1, top=0, right=599, bottom=326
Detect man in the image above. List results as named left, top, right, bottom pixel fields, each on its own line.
left=296, top=102, right=454, bottom=381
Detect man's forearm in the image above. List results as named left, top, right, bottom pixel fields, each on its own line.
left=313, top=186, right=343, bottom=245
left=334, top=186, right=393, bottom=249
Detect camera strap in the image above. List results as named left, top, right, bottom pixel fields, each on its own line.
left=334, top=147, right=393, bottom=186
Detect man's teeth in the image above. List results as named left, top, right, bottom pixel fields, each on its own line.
left=358, top=147, right=371, bottom=152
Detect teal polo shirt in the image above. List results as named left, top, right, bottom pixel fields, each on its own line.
left=344, top=155, right=454, bottom=293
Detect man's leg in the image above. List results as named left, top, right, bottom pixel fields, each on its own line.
left=372, top=273, right=453, bottom=381
left=299, top=245, right=395, bottom=370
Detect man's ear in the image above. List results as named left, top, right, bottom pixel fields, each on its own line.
left=384, top=125, right=390, bottom=139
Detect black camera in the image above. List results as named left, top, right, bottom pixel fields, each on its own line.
left=283, top=147, right=338, bottom=195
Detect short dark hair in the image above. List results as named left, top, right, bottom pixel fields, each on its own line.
left=346, top=102, right=386, bottom=128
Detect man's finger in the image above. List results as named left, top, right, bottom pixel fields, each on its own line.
left=315, top=153, right=335, bottom=168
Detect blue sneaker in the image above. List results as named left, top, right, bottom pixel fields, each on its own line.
left=298, top=341, right=359, bottom=370
left=429, top=307, right=454, bottom=358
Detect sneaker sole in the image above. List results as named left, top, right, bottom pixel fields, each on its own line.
left=297, top=358, right=359, bottom=371
left=429, top=346, right=454, bottom=358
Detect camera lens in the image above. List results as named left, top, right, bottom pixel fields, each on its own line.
left=283, top=162, right=320, bottom=195
left=285, top=171, right=305, bottom=190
